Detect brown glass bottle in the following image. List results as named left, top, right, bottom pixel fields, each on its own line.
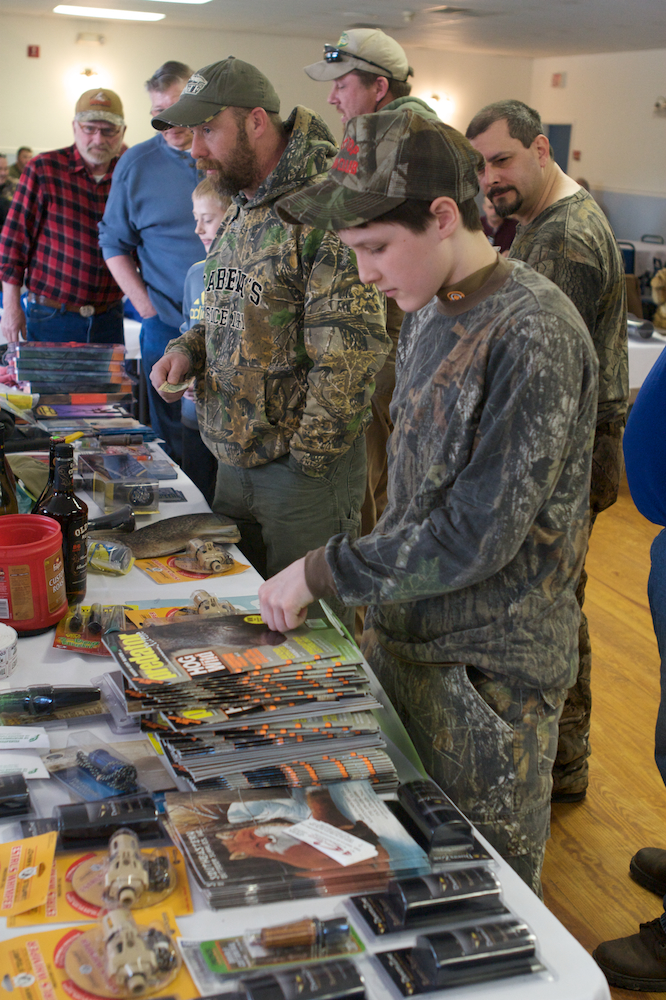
left=31, top=436, right=63, bottom=513
left=0, top=425, right=18, bottom=516
left=34, top=443, right=88, bottom=603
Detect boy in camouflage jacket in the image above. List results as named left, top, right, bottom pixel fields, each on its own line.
left=259, top=110, right=599, bottom=897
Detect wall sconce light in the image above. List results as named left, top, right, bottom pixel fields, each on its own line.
left=425, top=92, right=455, bottom=119
left=65, top=64, right=112, bottom=100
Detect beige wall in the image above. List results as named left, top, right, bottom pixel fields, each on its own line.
left=530, top=49, right=666, bottom=197
left=0, top=12, right=532, bottom=156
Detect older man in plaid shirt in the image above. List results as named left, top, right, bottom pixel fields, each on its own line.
left=0, top=89, right=127, bottom=344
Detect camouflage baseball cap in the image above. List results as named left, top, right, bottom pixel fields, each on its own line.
left=152, top=56, right=280, bottom=130
left=75, top=89, right=125, bottom=127
left=277, top=110, right=484, bottom=230
left=304, top=28, right=412, bottom=83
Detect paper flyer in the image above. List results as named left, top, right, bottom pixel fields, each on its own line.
left=0, top=831, right=58, bottom=917
left=135, top=555, right=248, bottom=585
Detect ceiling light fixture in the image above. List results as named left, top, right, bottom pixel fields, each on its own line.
left=426, top=5, right=482, bottom=18
left=54, top=5, right=165, bottom=21
left=142, top=0, right=214, bottom=4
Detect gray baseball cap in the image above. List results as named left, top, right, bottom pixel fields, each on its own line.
left=277, top=110, right=483, bottom=231
left=152, top=56, right=280, bottom=130
left=304, top=29, right=412, bottom=83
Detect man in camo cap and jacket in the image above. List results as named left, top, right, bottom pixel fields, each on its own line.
left=306, top=28, right=439, bottom=543
left=259, top=109, right=599, bottom=897
left=149, top=58, right=389, bottom=628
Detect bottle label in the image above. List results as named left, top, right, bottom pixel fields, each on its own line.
left=44, top=549, right=67, bottom=614
left=65, top=520, right=88, bottom=594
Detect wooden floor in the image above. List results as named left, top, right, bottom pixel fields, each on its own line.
left=541, top=476, right=665, bottom=999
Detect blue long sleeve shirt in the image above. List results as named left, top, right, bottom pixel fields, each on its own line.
left=623, top=345, right=666, bottom=525
left=98, top=134, right=202, bottom=329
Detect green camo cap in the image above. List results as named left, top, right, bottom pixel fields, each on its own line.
left=152, top=56, right=280, bottom=130
left=277, top=110, right=484, bottom=230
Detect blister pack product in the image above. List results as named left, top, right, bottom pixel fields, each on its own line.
left=43, top=731, right=144, bottom=800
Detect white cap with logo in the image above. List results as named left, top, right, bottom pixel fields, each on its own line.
left=304, top=28, right=413, bottom=83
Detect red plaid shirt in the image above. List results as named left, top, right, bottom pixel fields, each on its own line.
left=0, top=143, right=122, bottom=306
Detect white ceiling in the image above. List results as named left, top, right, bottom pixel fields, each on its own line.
left=1, top=0, right=666, bottom=59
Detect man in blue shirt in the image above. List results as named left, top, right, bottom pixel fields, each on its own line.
left=99, top=61, right=201, bottom=463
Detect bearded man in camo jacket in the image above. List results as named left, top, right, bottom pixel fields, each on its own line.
left=150, top=58, right=389, bottom=626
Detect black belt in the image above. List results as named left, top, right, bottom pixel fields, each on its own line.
left=27, top=294, right=123, bottom=318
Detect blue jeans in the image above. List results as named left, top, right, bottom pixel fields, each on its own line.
left=25, top=299, right=124, bottom=344
left=649, top=528, right=666, bottom=786
left=140, top=315, right=182, bottom=465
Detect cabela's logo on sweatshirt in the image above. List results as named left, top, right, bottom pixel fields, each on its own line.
left=205, top=267, right=263, bottom=305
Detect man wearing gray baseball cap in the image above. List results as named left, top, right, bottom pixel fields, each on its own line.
left=305, top=28, right=422, bottom=128
left=260, top=109, right=599, bottom=898
left=149, top=57, right=390, bottom=631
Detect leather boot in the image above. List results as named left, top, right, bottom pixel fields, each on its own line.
left=594, top=917, right=666, bottom=991
left=630, top=848, right=666, bottom=896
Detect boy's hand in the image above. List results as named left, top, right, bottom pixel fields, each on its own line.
left=259, top=558, right=314, bottom=632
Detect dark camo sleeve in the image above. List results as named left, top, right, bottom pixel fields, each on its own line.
left=325, top=314, right=597, bottom=606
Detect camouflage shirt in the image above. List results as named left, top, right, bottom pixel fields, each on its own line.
left=326, top=257, right=599, bottom=690
left=166, top=106, right=389, bottom=475
left=509, top=189, right=628, bottom=511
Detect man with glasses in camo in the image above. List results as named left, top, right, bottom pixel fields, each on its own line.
left=0, top=89, right=127, bottom=344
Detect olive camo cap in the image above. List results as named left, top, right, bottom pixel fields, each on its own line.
left=276, top=110, right=484, bottom=230
left=152, top=56, right=280, bottom=131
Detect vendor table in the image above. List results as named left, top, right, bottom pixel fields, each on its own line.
left=0, top=453, right=610, bottom=1000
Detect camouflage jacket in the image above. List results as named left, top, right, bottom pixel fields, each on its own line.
left=326, top=257, right=599, bottom=690
left=510, top=189, right=628, bottom=512
left=166, top=106, right=389, bottom=475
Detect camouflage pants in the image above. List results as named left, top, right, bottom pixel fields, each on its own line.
left=363, top=630, right=566, bottom=898
left=553, top=421, right=624, bottom=795
left=552, top=552, right=593, bottom=794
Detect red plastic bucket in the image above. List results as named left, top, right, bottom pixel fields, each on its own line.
left=0, top=515, right=68, bottom=635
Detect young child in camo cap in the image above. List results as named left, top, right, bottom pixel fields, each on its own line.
left=258, top=109, right=599, bottom=898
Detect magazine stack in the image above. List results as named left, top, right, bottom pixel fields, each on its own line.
left=3, top=341, right=135, bottom=398
left=164, top=781, right=431, bottom=908
left=104, top=609, right=399, bottom=793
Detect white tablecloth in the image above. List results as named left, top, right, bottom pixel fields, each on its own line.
left=0, top=453, right=610, bottom=1000
left=629, top=329, right=666, bottom=390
